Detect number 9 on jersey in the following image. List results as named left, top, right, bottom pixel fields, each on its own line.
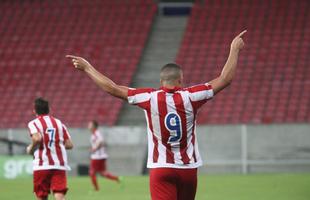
left=165, top=112, right=182, bottom=144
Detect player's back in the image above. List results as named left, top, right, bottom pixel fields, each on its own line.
left=128, top=83, right=213, bottom=168
left=28, top=115, right=71, bottom=170
left=90, top=129, right=108, bottom=159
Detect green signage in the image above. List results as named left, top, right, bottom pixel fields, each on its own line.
left=0, top=155, right=33, bottom=179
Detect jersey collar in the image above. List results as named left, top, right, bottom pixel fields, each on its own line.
left=160, top=86, right=182, bottom=93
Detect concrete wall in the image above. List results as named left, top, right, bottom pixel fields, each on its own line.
left=1, top=124, right=309, bottom=175
left=197, top=124, right=310, bottom=173
left=0, top=127, right=147, bottom=176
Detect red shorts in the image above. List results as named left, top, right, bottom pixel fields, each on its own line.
left=89, top=159, right=107, bottom=175
left=33, top=169, right=68, bottom=198
left=150, top=168, right=197, bottom=200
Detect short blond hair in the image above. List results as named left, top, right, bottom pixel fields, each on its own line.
left=160, top=63, right=182, bottom=84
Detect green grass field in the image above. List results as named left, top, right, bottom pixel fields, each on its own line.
left=1, top=174, right=310, bottom=200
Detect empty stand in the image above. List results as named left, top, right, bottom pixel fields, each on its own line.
left=0, top=0, right=156, bottom=127
left=177, top=0, right=310, bottom=124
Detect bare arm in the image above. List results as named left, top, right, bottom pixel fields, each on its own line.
left=26, top=133, right=42, bottom=155
left=91, top=140, right=103, bottom=152
left=64, top=139, right=74, bottom=150
left=66, top=55, right=128, bottom=100
left=209, top=30, right=247, bottom=95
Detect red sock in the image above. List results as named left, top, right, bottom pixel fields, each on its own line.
left=90, top=174, right=99, bottom=190
left=101, top=171, right=119, bottom=182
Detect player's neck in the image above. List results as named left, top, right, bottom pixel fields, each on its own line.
left=161, top=84, right=182, bottom=93
left=36, top=114, right=49, bottom=117
left=163, top=85, right=177, bottom=89
left=161, top=82, right=181, bottom=89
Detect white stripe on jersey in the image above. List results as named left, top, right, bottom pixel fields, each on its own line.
left=189, top=90, right=213, bottom=101
left=128, top=92, right=151, bottom=104
left=146, top=109, right=155, bottom=166
left=150, top=91, right=167, bottom=164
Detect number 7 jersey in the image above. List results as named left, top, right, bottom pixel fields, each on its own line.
left=28, top=115, right=71, bottom=171
left=128, top=83, right=214, bottom=169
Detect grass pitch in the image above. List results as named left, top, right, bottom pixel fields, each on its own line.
left=1, top=174, right=309, bottom=200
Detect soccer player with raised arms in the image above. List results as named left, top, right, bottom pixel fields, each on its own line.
left=67, top=30, right=246, bottom=200
left=27, top=98, right=74, bottom=200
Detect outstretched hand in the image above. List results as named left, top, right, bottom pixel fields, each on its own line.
left=231, top=30, right=247, bottom=51
left=66, top=55, right=92, bottom=71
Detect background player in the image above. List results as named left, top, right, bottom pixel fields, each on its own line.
left=27, top=98, right=74, bottom=200
left=87, top=120, right=120, bottom=191
left=67, top=30, right=246, bottom=200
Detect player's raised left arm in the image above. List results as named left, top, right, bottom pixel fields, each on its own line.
left=66, top=55, right=128, bottom=100
left=209, top=30, right=247, bottom=95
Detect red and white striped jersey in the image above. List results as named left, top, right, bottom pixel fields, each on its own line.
left=90, top=129, right=108, bottom=160
left=128, top=83, right=213, bottom=169
left=27, top=115, right=71, bottom=171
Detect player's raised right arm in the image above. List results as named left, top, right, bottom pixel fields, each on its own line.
left=66, top=55, right=128, bottom=100
left=209, top=30, right=247, bottom=95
